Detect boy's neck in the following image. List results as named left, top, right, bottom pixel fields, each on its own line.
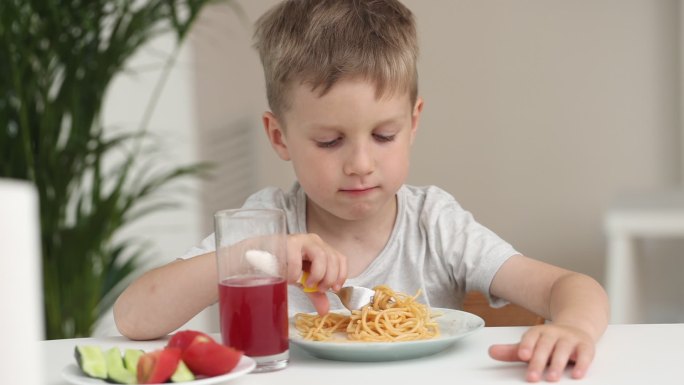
left=305, top=195, right=398, bottom=277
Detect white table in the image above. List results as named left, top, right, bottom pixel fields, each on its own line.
left=42, top=323, right=682, bottom=384
left=604, top=188, right=684, bottom=323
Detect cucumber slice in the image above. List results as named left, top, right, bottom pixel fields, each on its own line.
left=105, top=347, right=136, bottom=384
left=171, top=360, right=195, bottom=382
left=74, top=345, right=107, bottom=379
left=123, top=348, right=144, bottom=375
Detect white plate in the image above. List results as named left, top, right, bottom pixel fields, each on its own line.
left=62, top=355, right=256, bottom=385
left=289, top=307, right=484, bottom=361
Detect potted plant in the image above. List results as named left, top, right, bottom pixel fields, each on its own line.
left=0, top=0, right=238, bottom=339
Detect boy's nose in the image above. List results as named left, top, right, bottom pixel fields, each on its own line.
left=343, top=144, right=374, bottom=176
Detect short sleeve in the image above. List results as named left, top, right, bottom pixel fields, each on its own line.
left=426, top=189, right=518, bottom=308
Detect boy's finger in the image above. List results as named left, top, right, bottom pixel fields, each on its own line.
left=545, top=340, right=573, bottom=382
left=570, top=342, right=594, bottom=379
left=286, top=255, right=303, bottom=283
left=317, top=249, right=338, bottom=292
left=334, top=252, right=348, bottom=291
left=488, top=344, right=522, bottom=362
left=526, top=334, right=556, bottom=382
left=306, top=291, right=330, bottom=315
left=286, top=237, right=304, bottom=283
left=518, top=327, right=541, bottom=361
left=302, top=244, right=327, bottom=285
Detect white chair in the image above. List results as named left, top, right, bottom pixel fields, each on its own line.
left=604, top=188, right=684, bottom=323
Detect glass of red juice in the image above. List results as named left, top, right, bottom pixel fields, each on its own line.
left=214, top=208, right=289, bottom=373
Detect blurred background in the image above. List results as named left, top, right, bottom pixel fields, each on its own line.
left=98, top=0, right=683, bottom=333
left=4, top=0, right=681, bottom=337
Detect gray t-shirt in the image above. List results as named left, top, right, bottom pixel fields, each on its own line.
left=183, top=183, right=519, bottom=316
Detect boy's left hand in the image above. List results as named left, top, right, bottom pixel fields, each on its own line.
left=488, top=323, right=595, bottom=383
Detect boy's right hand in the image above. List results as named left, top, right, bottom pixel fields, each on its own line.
left=286, top=233, right=348, bottom=315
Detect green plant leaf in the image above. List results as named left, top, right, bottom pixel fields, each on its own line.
left=1, top=0, right=241, bottom=339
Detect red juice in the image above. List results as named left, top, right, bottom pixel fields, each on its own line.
left=218, top=276, right=288, bottom=357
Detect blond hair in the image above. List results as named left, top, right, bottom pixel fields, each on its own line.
left=254, top=0, right=418, bottom=117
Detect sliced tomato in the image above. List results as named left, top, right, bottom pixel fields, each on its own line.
left=182, top=336, right=243, bottom=377
left=137, top=347, right=182, bottom=384
left=167, top=330, right=212, bottom=352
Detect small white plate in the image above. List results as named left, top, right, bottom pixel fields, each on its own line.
left=289, top=307, right=484, bottom=361
left=62, top=355, right=256, bottom=385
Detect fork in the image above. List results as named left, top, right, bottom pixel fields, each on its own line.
left=298, top=272, right=375, bottom=311
left=245, top=250, right=376, bottom=310
left=334, top=285, right=375, bottom=311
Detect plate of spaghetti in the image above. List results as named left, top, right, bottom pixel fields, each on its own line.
left=290, top=285, right=484, bottom=361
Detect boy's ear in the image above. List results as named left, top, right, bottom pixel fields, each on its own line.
left=263, top=111, right=291, bottom=161
left=410, top=97, right=424, bottom=145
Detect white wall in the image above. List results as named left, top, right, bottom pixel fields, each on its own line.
left=98, top=0, right=683, bottom=331
left=94, top=32, right=208, bottom=336
left=406, top=0, right=682, bottom=323
left=102, top=35, right=204, bottom=262
left=408, top=0, right=681, bottom=276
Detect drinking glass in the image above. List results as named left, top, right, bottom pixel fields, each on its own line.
left=214, top=208, right=289, bottom=373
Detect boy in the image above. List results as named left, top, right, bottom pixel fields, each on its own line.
left=114, top=0, right=609, bottom=382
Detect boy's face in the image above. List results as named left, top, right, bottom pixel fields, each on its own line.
left=263, top=78, right=423, bottom=222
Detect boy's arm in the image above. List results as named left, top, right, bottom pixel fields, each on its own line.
left=113, top=252, right=219, bottom=340
left=113, top=233, right=347, bottom=340
left=487, top=254, right=609, bottom=382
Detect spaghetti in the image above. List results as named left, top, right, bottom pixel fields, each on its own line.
left=294, top=285, right=440, bottom=342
